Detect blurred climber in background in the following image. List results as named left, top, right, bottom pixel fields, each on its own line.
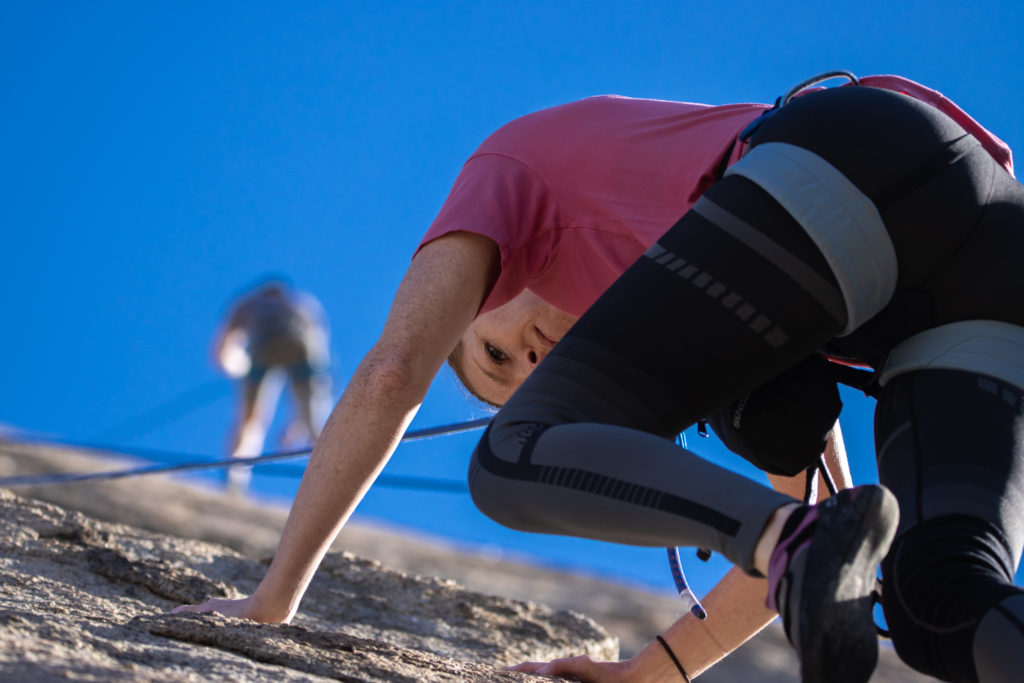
left=213, top=277, right=332, bottom=493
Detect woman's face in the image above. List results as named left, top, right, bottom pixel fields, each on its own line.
left=457, top=290, right=577, bottom=406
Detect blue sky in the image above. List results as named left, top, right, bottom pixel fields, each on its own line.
left=3, top=2, right=1023, bottom=594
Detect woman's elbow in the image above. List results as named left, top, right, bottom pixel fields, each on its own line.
left=355, top=350, right=433, bottom=403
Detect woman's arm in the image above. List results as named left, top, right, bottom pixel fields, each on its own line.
left=211, top=303, right=248, bottom=376
left=175, top=231, right=499, bottom=622
left=820, top=420, right=853, bottom=495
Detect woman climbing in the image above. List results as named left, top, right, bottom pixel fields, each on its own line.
left=177, top=73, right=1024, bottom=683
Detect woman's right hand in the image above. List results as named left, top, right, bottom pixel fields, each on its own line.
left=171, top=594, right=293, bottom=624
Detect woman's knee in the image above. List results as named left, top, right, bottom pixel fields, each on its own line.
left=467, top=420, right=553, bottom=533
left=881, top=516, right=1021, bottom=682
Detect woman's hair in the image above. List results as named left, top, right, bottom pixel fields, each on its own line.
left=447, top=340, right=501, bottom=410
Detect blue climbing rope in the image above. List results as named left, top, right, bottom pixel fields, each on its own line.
left=0, top=417, right=491, bottom=489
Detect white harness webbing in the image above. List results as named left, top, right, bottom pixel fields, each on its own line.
left=879, top=320, right=1024, bottom=392
left=725, top=142, right=896, bottom=336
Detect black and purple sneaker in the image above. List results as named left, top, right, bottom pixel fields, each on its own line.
left=767, top=485, right=899, bottom=683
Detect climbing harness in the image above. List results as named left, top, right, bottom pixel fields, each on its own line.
left=739, top=70, right=861, bottom=143
left=782, top=70, right=861, bottom=106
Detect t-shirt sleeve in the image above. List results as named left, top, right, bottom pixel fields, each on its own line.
left=415, top=153, right=558, bottom=314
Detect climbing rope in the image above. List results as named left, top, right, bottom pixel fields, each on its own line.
left=0, top=417, right=491, bottom=490
left=88, top=377, right=230, bottom=443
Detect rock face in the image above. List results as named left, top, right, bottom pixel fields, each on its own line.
left=0, top=489, right=617, bottom=681
left=0, top=440, right=936, bottom=682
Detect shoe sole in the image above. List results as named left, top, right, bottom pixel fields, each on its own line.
left=798, top=486, right=899, bottom=683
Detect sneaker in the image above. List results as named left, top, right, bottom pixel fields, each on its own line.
left=767, top=485, right=899, bottom=683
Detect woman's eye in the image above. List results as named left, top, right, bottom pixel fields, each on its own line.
left=484, top=343, right=508, bottom=364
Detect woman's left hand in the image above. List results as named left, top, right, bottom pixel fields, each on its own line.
left=506, top=655, right=637, bottom=682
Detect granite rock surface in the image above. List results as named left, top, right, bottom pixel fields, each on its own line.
left=0, top=489, right=616, bottom=681
left=0, top=439, right=934, bottom=682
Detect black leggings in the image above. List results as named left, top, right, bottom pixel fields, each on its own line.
left=876, top=370, right=1024, bottom=683
left=469, top=85, right=1024, bottom=680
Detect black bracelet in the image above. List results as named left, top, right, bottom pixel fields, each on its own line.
left=655, top=635, right=692, bottom=682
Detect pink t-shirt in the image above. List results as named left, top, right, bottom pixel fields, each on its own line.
left=419, top=75, right=1013, bottom=318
